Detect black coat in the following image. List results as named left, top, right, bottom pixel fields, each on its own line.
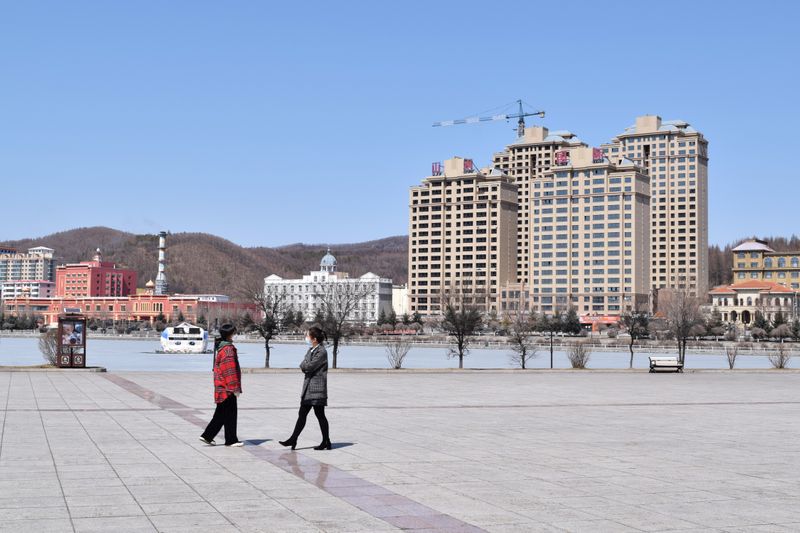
left=300, top=343, right=328, bottom=401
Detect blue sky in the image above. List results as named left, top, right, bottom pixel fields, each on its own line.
left=0, top=1, right=797, bottom=247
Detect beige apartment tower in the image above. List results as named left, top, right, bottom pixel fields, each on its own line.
left=492, top=127, right=586, bottom=285
left=408, top=157, right=517, bottom=317
left=527, top=146, right=651, bottom=315
left=603, top=115, right=709, bottom=299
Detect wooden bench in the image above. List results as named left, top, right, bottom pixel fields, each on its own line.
left=649, top=356, right=684, bottom=373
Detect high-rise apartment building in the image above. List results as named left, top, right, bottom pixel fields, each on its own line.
left=0, top=246, right=56, bottom=283
left=602, top=115, right=708, bottom=298
left=492, top=127, right=586, bottom=285
left=527, top=146, right=651, bottom=315
left=408, top=157, right=517, bottom=316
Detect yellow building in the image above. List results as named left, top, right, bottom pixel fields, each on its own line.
left=603, top=116, right=709, bottom=299
left=731, top=240, right=800, bottom=289
left=526, top=146, right=651, bottom=315
left=492, top=127, right=586, bottom=285
left=408, top=157, right=518, bottom=317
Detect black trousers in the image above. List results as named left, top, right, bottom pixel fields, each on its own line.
left=289, top=404, right=329, bottom=442
left=202, top=394, right=238, bottom=445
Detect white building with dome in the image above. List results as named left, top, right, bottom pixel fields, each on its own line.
left=263, top=249, right=393, bottom=324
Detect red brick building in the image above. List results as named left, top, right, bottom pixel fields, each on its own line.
left=55, top=249, right=137, bottom=298
left=2, top=293, right=257, bottom=326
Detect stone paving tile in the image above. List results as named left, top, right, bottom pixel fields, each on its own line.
left=3, top=371, right=800, bottom=532
left=72, top=516, right=156, bottom=532
left=0, top=517, right=75, bottom=533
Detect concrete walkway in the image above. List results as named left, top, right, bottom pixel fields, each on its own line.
left=1, top=370, right=799, bottom=532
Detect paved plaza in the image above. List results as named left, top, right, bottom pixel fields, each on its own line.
left=0, top=370, right=799, bottom=532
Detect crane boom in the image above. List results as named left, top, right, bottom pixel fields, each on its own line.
left=432, top=99, right=545, bottom=137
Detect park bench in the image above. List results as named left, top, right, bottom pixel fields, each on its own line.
left=649, top=356, right=683, bottom=373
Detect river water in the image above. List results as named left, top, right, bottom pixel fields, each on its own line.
left=0, top=336, right=782, bottom=371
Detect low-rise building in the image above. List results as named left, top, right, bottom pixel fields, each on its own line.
left=709, top=280, right=798, bottom=327
left=264, top=250, right=393, bottom=325
left=731, top=239, right=800, bottom=289
left=392, top=284, right=409, bottom=317
left=1, top=292, right=256, bottom=326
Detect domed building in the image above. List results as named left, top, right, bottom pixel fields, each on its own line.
left=320, top=248, right=337, bottom=273
left=263, top=249, right=393, bottom=325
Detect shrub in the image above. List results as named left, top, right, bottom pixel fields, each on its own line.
left=384, top=335, right=412, bottom=369
left=767, top=344, right=792, bottom=369
left=771, top=324, right=792, bottom=340
left=38, top=329, right=58, bottom=366
left=606, top=327, right=618, bottom=339
left=567, top=342, right=591, bottom=369
left=725, top=344, right=738, bottom=370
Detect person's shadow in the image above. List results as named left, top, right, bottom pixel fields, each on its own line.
left=292, top=442, right=355, bottom=450
left=244, top=439, right=271, bottom=446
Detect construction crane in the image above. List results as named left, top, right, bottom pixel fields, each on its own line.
left=432, top=99, right=545, bottom=138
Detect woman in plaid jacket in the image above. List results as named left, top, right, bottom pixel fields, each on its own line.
left=200, top=323, right=243, bottom=447
left=279, top=326, right=331, bottom=450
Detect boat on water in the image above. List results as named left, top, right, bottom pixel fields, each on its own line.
left=160, top=322, right=209, bottom=354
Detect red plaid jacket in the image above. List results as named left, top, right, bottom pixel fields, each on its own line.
left=213, top=343, right=241, bottom=403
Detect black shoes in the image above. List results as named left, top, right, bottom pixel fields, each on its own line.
left=279, top=438, right=297, bottom=450
left=279, top=438, right=332, bottom=450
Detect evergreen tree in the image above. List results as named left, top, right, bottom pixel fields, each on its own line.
left=313, top=308, right=326, bottom=326
left=294, top=310, right=305, bottom=328
left=772, top=310, right=786, bottom=330
left=387, top=309, right=398, bottom=327
left=562, top=308, right=582, bottom=335
left=377, top=308, right=387, bottom=326
left=401, top=313, right=411, bottom=326
left=752, top=311, right=770, bottom=332
left=706, top=308, right=723, bottom=330
left=281, top=309, right=295, bottom=330
left=412, top=311, right=423, bottom=325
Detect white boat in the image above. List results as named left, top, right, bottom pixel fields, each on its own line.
left=160, top=322, right=208, bottom=354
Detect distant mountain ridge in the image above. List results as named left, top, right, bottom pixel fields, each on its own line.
left=6, top=228, right=798, bottom=296
left=1, top=227, right=408, bottom=295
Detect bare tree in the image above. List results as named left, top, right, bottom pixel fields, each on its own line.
left=725, top=344, right=739, bottom=370
left=315, top=279, right=376, bottom=368
left=39, top=329, right=58, bottom=365
left=567, top=341, right=591, bottom=369
left=507, top=310, right=537, bottom=369
left=440, top=284, right=483, bottom=369
left=384, top=335, right=412, bottom=369
left=768, top=343, right=792, bottom=369
left=620, top=312, right=649, bottom=369
left=663, top=289, right=702, bottom=365
left=239, top=277, right=287, bottom=368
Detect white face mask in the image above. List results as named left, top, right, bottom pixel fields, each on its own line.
left=305, top=336, right=313, bottom=346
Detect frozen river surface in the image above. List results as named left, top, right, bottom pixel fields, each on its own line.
left=0, top=336, right=783, bottom=371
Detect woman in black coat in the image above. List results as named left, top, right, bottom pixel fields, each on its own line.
left=280, top=326, right=331, bottom=450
